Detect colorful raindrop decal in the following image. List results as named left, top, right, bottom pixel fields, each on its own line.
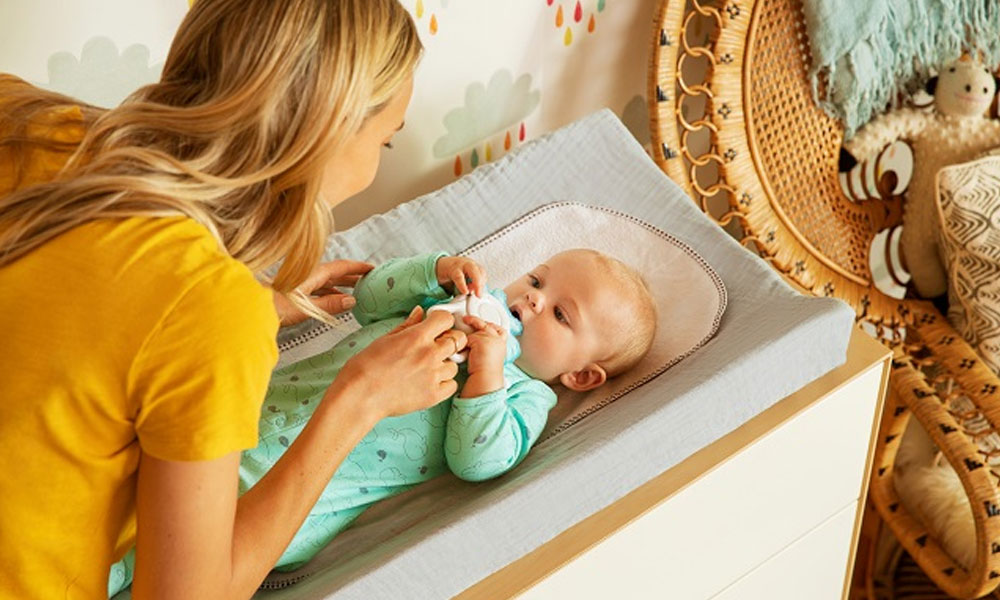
left=454, top=155, right=462, bottom=177
left=519, top=122, right=526, bottom=142
left=470, top=148, right=479, bottom=168
left=504, top=131, right=512, bottom=151
left=430, top=14, right=438, bottom=34
left=416, top=0, right=424, bottom=18
left=546, top=1, right=602, bottom=45
left=485, top=143, right=493, bottom=162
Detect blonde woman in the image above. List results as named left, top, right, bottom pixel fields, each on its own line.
left=0, top=1, right=467, bottom=598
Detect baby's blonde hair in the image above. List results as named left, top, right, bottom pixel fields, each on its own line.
left=0, top=0, right=421, bottom=324
left=583, top=250, right=657, bottom=377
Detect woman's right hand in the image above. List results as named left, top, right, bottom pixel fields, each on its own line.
left=329, top=307, right=467, bottom=419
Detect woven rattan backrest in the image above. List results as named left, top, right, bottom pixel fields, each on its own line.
left=650, top=0, right=905, bottom=336
left=746, top=0, right=892, bottom=282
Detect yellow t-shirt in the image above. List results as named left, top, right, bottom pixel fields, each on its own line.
left=0, top=79, right=280, bottom=597
left=0, top=217, right=279, bottom=599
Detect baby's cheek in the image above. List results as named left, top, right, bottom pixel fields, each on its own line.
left=526, top=330, right=565, bottom=379
left=515, top=334, right=545, bottom=378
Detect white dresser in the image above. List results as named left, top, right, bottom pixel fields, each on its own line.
left=458, top=328, right=890, bottom=600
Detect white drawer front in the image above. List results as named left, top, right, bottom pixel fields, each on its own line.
left=518, top=362, right=884, bottom=600
left=713, top=501, right=859, bottom=600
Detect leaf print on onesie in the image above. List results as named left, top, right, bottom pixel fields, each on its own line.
left=460, top=458, right=511, bottom=480
left=336, top=458, right=369, bottom=482
left=380, top=467, right=406, bottom=486
left=355, top=279, right=379, bottom=314
left=448, top=409, right=476, bottom=428
left=299, top=512, right=339, bottom=555
left=388, top=427, right=428, bottom=461
left=445, top=430, right=462, bottom=456
left=420, top=404, right=448, bottom=429
left=357, top=427, right=379, bottom=447
left=260, top=428, right=298, bottom=463
left=383, top=261, right=424, bottom=312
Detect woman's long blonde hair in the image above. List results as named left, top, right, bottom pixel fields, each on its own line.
left=0, top=0, right=421, bottom=323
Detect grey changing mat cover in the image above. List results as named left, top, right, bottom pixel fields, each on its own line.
left=254, top=110, right=855, bottom=599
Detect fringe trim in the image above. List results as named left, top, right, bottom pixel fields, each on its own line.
left=810, top=0, right=1000, bottom=138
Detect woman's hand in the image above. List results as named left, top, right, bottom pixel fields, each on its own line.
left=273, top=260, right=374, bottom=327
left=329, top=307, right=468, bottom=418
left=435, top=255, right=487, bottom=297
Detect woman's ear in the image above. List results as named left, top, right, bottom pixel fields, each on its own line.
left=926, top=76, right=939, bottom=96
left=559, top=364, right=608, bottom=392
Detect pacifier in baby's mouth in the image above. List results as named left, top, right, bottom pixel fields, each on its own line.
left=426, top=292, right=514, bottom=362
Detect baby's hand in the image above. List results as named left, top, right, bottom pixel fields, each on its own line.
left=459, top=315, right=507, bottom=397
left=436, top=256, right=486, bottom=297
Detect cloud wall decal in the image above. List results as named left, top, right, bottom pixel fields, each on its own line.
left=43, top=36, right=161, bottom=108
left=432, top=69, right=540, bottom=158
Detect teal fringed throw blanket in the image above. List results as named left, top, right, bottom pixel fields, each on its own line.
left=802, top=0, right=1000, bottom=138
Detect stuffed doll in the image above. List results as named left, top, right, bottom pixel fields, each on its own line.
left=838, top=140, right=912, bottom=203
left=840, top=54, right=1000, bottom=299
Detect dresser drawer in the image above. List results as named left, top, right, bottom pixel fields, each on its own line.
left=714, top=501, right=859, bottom=600
left=515, top=355, right=885, bottom=600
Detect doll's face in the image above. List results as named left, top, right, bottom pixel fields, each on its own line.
left=934, top=58, right=996, bottom=118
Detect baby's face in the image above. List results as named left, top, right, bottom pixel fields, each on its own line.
left=504, top=250, right=625, bottom=383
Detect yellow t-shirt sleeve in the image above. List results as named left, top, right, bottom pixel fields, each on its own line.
left=130, top=261, right=279, bottom=462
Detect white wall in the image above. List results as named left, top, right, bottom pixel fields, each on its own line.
left=0, top=0, right=656, bottom=229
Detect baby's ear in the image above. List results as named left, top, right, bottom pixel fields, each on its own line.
left=560, top=364, right=607, bottom=392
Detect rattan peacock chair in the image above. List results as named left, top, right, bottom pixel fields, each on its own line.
left=648, top=0, right=1000, bottom=598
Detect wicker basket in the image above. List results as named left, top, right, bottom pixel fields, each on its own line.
left=648, top=0, right=1000, bottom=597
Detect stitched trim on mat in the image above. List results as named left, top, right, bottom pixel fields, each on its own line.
left=276, top=201, right=727, bottom=445
left=261, top=201, right=727, bottom=591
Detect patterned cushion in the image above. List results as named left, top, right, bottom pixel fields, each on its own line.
left=936, top=154, right=1000, bottom=375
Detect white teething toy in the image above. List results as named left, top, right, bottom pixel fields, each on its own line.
left=426, top=293, right=511, bottom=363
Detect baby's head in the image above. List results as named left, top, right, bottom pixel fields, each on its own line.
left=504, top=249, right=656, bottom=391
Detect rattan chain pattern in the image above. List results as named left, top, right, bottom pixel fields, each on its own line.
left=649, top=0, right=1000, bottom=597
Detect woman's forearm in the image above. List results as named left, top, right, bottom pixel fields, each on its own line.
left=218, top=309, right=457, bottom=597
left=228, top=375, right=379, bottom=597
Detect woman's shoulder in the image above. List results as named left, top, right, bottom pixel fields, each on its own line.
left=0, top=215, right=278, bottom=393
left=82, top=215, right=239, bottom=269
left=94, top=216, right=234, bottom=269
left=65, top=216, right=276, bottom=321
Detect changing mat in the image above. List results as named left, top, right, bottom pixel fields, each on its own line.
left=279, top=201, right=726, bottom=444
left=243, top=109, right=856, bottom=599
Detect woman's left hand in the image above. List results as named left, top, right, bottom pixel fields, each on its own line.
left=273, top=260, right=374, bottom=326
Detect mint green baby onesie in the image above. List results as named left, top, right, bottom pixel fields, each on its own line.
left=107, top=253, right=555, bottom=596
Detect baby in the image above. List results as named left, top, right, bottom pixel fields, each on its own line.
left=108, top=249, right=655, bottom=594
